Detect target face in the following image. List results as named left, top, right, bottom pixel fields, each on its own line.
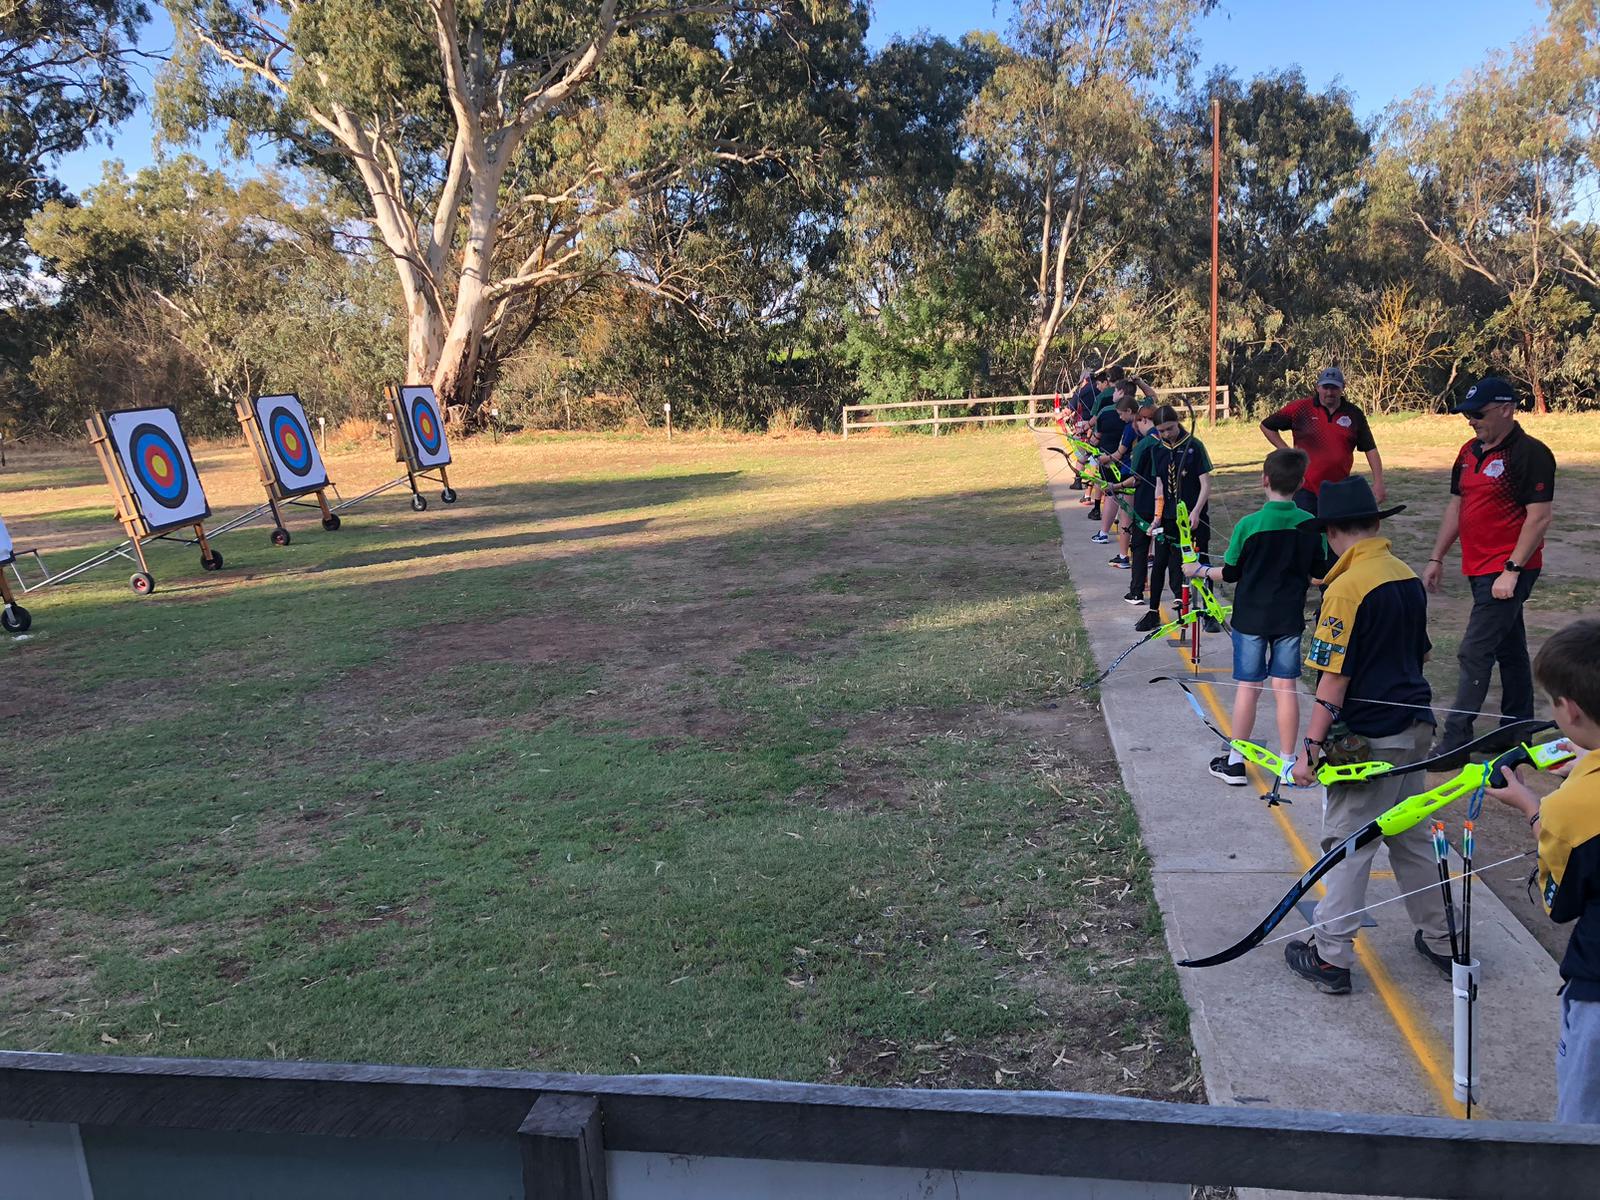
left=253, top=393, right=329, bottom=494
left=104, top=407, right=210, bottom=531
left=398, top=385, right=452, bottom=468
left=0, top=512, right=13, bottom=565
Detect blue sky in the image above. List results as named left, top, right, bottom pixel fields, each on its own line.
left=57, top=0, right=1546, bottom=195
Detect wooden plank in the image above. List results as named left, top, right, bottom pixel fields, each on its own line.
left=519, top=1095, right=607, bottom=1200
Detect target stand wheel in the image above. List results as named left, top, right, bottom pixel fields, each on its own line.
left=410, top=494, right=428, bottom=512
left=201, top=550, right=225, bottom=571
left=441, top=487, right=458, bottom=504
left=130, top=572, right=155, bottom=596
left=271, top=527, right=291, bottom=547
left=1, top=603, right=29, bottom=634
left=322, top=514, right=342, bottom=532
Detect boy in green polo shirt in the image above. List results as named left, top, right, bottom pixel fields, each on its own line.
left=1186, top=448, right=1329, bottom=785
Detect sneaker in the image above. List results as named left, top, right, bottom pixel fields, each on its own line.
left=1208, top=755, right=1247, bottom=786
left=1201, top=615, right=1222, bottom=633
left=1122, top=591, right=1145, bottom=605
left=1414, top=929, right=1455, bottom=978
left=1090, top=531, right=1110, bottom=545
left=1284, top=938, right=1351, bottom=994
left=1069, top=480, right=1086, bottom=491
left=1087, top=505, right=1102, bottom=520
left=1133, top=610, right=1161, bottom=632
left=1108, top=555, right=1131, bottom=569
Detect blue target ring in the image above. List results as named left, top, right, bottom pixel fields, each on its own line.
left=268, top=405, right=315, bottom=477
left=410, top=396, right=444, bottom=456
left=129, top=423, right=191, bottom=510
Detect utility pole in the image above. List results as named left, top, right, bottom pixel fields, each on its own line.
left=1209, top=97, right=1221, bottom=426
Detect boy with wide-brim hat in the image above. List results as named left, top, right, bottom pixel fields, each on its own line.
left=1283, top=478, right=1454, bottom=993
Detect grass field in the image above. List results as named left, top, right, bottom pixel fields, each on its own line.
left=0, top=428, right=1197, bottom=1099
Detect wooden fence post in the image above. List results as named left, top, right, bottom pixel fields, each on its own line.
left=520, top=1094, right=607, bottom=1200
left=933, top=402, right=941, bottom=436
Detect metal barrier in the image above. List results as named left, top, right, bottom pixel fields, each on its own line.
left=3, top=1051, right=1597, bottom=1199
left=841, top=389, right=1233, bottom=438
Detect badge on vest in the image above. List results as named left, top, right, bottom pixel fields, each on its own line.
left=1485, top=459, right=1506, bottom=479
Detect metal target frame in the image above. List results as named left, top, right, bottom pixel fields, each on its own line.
left=84, top=408, right=224, bottom=594
left=380, top=382, right=459, bottom=512
left=233, top=395, right=344, bottom=546
left=6, top=409, right=227, bottom=600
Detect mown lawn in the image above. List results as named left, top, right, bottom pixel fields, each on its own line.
left=1, top=429, right=1196, bottom=1098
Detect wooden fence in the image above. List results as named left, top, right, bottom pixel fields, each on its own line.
left=840, top=387, right=1233, bottom=438
left=4, top=1051, right=1599, bottom=1199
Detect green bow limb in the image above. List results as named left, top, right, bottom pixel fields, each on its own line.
left=1178, top=734, right=1574, bottom=969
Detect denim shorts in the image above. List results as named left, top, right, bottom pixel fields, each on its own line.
left=1232, top=630, right=1302, bottom=682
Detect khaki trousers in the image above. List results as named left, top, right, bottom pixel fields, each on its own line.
left=1310, top=721, right=1452, bottom=970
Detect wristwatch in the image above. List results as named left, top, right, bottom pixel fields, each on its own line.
left=1504, top=559, right=1524, bottom=573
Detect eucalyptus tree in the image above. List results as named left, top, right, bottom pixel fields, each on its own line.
left=160, top=0, right=859, bottom=414
left=966, top=0, right=1210, bottom=393
left=1394, top=1, right=1600, bottom=410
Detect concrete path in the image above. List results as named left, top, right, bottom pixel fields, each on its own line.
left=1034, top=434, right=1563, bottom=1173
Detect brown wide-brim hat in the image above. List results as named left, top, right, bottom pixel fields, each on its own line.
left=1306, top=477, right=1405, bottom=530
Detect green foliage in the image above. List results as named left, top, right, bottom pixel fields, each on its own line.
left=24, top=157, right=400, bottom=433
left=9, top=0, right=1600, bottom=432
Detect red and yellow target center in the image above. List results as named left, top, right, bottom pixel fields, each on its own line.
left=150, top=457, right=172, bottom=483
left=418, top=414, right=435, bottom=436
left=283, top=430, right=302, bottom=455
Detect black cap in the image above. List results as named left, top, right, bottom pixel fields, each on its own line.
left=1452, top=377, right=1518, bottom=414
left=1307, top=476, right=1406, bottom=530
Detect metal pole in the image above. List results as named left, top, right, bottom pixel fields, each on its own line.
left=1209, top=97, right=1221, bottom=427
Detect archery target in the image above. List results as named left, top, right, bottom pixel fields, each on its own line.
left=103, top=407, right=210, bottom=531
left=0, top=512, right=12, bottom=564
left=253, top=393, right=329, bottom=494
left=398, top=385, right=451, bottom=468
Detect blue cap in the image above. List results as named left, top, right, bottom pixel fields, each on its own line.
left=1453, top=377, right=1518, bottom=414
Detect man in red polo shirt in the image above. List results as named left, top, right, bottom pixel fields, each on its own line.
left=1422, top=376, right=1557, bottom=757
left=1260, top=366, right=1386, bottom=514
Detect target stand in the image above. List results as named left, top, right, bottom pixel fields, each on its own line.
left=0, top=512, right=30, bottom=634
left=232, top=394, right=342, bottom=546
left=377, top=383, right=458, bottom=513
left=75, top=407, right=224, bottom=596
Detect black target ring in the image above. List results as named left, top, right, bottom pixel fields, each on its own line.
left=129, top=422, right=191, bottom=511
left=268, top=405, right=315, bottom=478
left=410, top=396, right=444, bottom=456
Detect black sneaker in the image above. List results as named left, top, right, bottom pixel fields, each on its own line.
left=1087, top=505, right=1102, bottom=520
left=1122, top=590, right=1145, bottom=605
left=1201, top=615, right=1222, bottom=633
left=1208, top=755, right=1247, bottom=786
left=1284, top=938, right=1351, bottom=994
left=1133, top=610, right=1161, bottom=632
left=1414, top=929, right=1455, bottom=978
left=1108, top=555, right=1131, bottom=569
left=1069, top=480, right=1086, bottom=490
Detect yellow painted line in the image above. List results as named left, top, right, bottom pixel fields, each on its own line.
left=1168, top=637, right=1468, bottom=1119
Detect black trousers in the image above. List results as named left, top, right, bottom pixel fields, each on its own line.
left=1129, top=513, right=1156, bottom=597
left=1146, top=510, right=1211, bottom=611
left=1438, top=569, right=1541, bottom=751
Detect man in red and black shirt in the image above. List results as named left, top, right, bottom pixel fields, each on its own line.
left=1422, top=376, right=1557, bottom=757
left=1260, top=366, right=1386, bottom=515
